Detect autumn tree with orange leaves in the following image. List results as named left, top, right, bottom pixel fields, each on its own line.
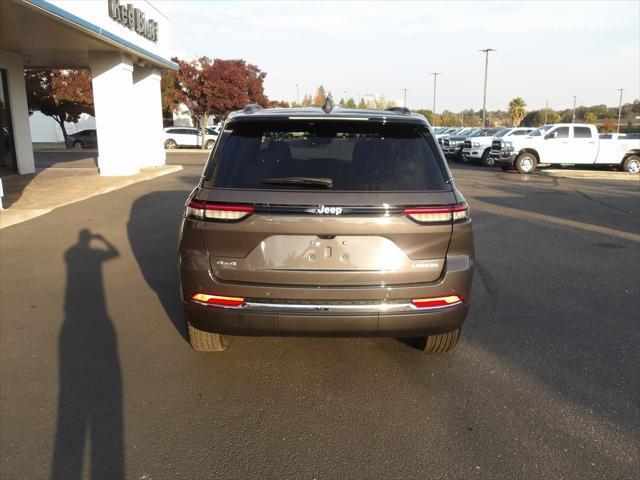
left=170, top=56, right=269, bottom=148
left=24, top=69, right=94, bottom=145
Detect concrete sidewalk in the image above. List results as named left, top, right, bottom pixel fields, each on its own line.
left=0, top=165, right=182, bottom=229
left=538, top=168, right=640, bottom=181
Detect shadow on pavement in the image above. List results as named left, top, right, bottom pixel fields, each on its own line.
left=127, top=190, right=191, bottom=341
left=52, top=229, right=124, bottom=479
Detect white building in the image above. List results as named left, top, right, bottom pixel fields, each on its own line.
left=0, top=0, right=177, bottom=175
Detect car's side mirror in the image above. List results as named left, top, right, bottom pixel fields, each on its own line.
left=545, top=131, right=557, bottom=140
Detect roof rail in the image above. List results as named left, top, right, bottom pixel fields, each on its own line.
left=386, top=107, right=411, bottom=114
left=244, top=104, right=263, bottom=114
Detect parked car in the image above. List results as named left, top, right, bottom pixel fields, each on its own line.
left=66, top=129, right=97, bottom=149
left=462, top=127, right=534, bottom=166
left=163, top=127, right=218, bottom=149
left=490, top=123, right=640, bottom=174
left=178, top=104, right=474, bottom=353
left=206, top=126, right=222, bottom=137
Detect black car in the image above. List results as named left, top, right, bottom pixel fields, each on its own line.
left=66, top=129, right=97, bottom=149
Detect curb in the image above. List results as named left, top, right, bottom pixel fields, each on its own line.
left=0, top=165, right=183, bottom=230
left=165, top=149, right=210, bottom=153
left=537, top=169, right=640, bottom=181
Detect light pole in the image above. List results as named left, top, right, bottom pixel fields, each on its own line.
left=479, top=48, right=496, bottom=127
left=294, top=83, right=299, bottom=105
left=344, top=90, right=347, bottom=104
left=430, top=72, right=442, bottom=125
left=544, top=99, right=548, bottom=124
left=617, top=88, right=624, bottom=134
left=571, top=96, right=577, bottom=123
left=402, top=88, right=408, bottom=108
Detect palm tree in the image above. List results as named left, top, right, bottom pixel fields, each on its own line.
left=508, top=97, right=527, bottom=127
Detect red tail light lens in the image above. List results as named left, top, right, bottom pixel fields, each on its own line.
left=411, top=295, right=463, bottom=309
left=186, top=200, right=254, bottom=222
left=404, top=203, right=469, bottom=224
left=191, top=293, right=245, bottom=307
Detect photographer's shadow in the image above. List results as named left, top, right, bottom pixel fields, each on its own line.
left=52, top=229, right=124, bottom=480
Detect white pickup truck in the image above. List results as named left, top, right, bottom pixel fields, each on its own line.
left=462, top=127, right=534, bottom=166
left=489, top=123, right=640, bottom=174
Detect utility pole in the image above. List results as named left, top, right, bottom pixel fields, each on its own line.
left=571, top=96, right=577, bottom=123
left=617, top=88, right=624, bottom=134
left=430, top=73, right=442, bottom=124
left=402, top=88, right=408, bottom=108
left=461, top=111, right=464, bottom=127
left=295, top=83, right=299, bottom=105
left=344, top=90, right=347, bottom=104
left=479, top=48, right=496, bottom=127
left=544, top=99, right=548, bottom=124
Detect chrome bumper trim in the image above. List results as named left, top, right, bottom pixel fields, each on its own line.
left=191, top=300, right=463, bottom=313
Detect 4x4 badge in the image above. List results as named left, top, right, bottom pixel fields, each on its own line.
left=316, top=205, right=343, bottom=215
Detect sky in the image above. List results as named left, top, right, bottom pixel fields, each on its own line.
left=164, top=0, right=639, bottom=112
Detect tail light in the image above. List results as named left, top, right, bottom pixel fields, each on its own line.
left=191, top=293, right=245, bottom=307
left=404, top=203, right=469, bottom=224
left=186, top=200, right=254, bottom=222
left=411, top=295, right=463, bottom=309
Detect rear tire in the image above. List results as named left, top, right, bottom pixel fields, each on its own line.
left=205, top=139, right=215, bottom=149
left=514, top=152, right=537, bottom=174
left=186, top=320, right=228, bottom=352
left=164, top=139, right=177, bottom=149
left=622, top=155, right=640, bottom=174
left=420, top=329, right=460, bottom=353
left=72, top=140, right=84, bottom=149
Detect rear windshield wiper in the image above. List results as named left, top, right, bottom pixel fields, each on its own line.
left=261, top=177, right=334, bottom=188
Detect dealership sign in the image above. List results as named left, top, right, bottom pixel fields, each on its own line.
left=108, top=0, right=158, bottom=42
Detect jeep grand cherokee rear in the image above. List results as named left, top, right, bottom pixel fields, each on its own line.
left=178, top=105, right=474, bottom=353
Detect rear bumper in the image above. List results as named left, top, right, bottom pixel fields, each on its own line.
left=178, top=217, right=474, bottom=337
left=180, top=252, right=473, bottom=337
left=185, top=300, right=468, bottom=337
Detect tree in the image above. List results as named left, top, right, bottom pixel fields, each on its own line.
left=357, top=97, right=367, bottom=109
left=268, top=100, right=290, bottom=108
left=584, top=112, right=597, bottom=124
left=345, top=98, right=356, bottom=108
left=24, top=69, right=94, bottom=145
left=313, top=85, right=326, bottom=106
left=601, top=117, right=615, bottom=133
left=161, top=69, right=180, bottom=126
left=302, top=94, right=313, bottom=107
left=441, top=111, right=462, bottom=126
left=412, top=109, right=433, bottom=124
left=174, top=56, right=268, bottom=148
left=338, top=98, right=346, bottom=108
left=508, top=97, right=527, bottom=127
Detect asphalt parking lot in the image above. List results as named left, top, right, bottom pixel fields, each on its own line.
left=1, top=156, right=638, bottom=479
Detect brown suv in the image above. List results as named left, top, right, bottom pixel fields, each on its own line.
left=178, top=104, right=474, bottom=353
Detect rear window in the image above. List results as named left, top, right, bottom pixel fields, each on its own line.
left=573, top=126, right=592, bottom=138
left=204, top=120, right=449, bottom=191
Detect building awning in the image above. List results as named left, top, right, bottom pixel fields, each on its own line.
left=0, top=0, right=178, bottom=70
